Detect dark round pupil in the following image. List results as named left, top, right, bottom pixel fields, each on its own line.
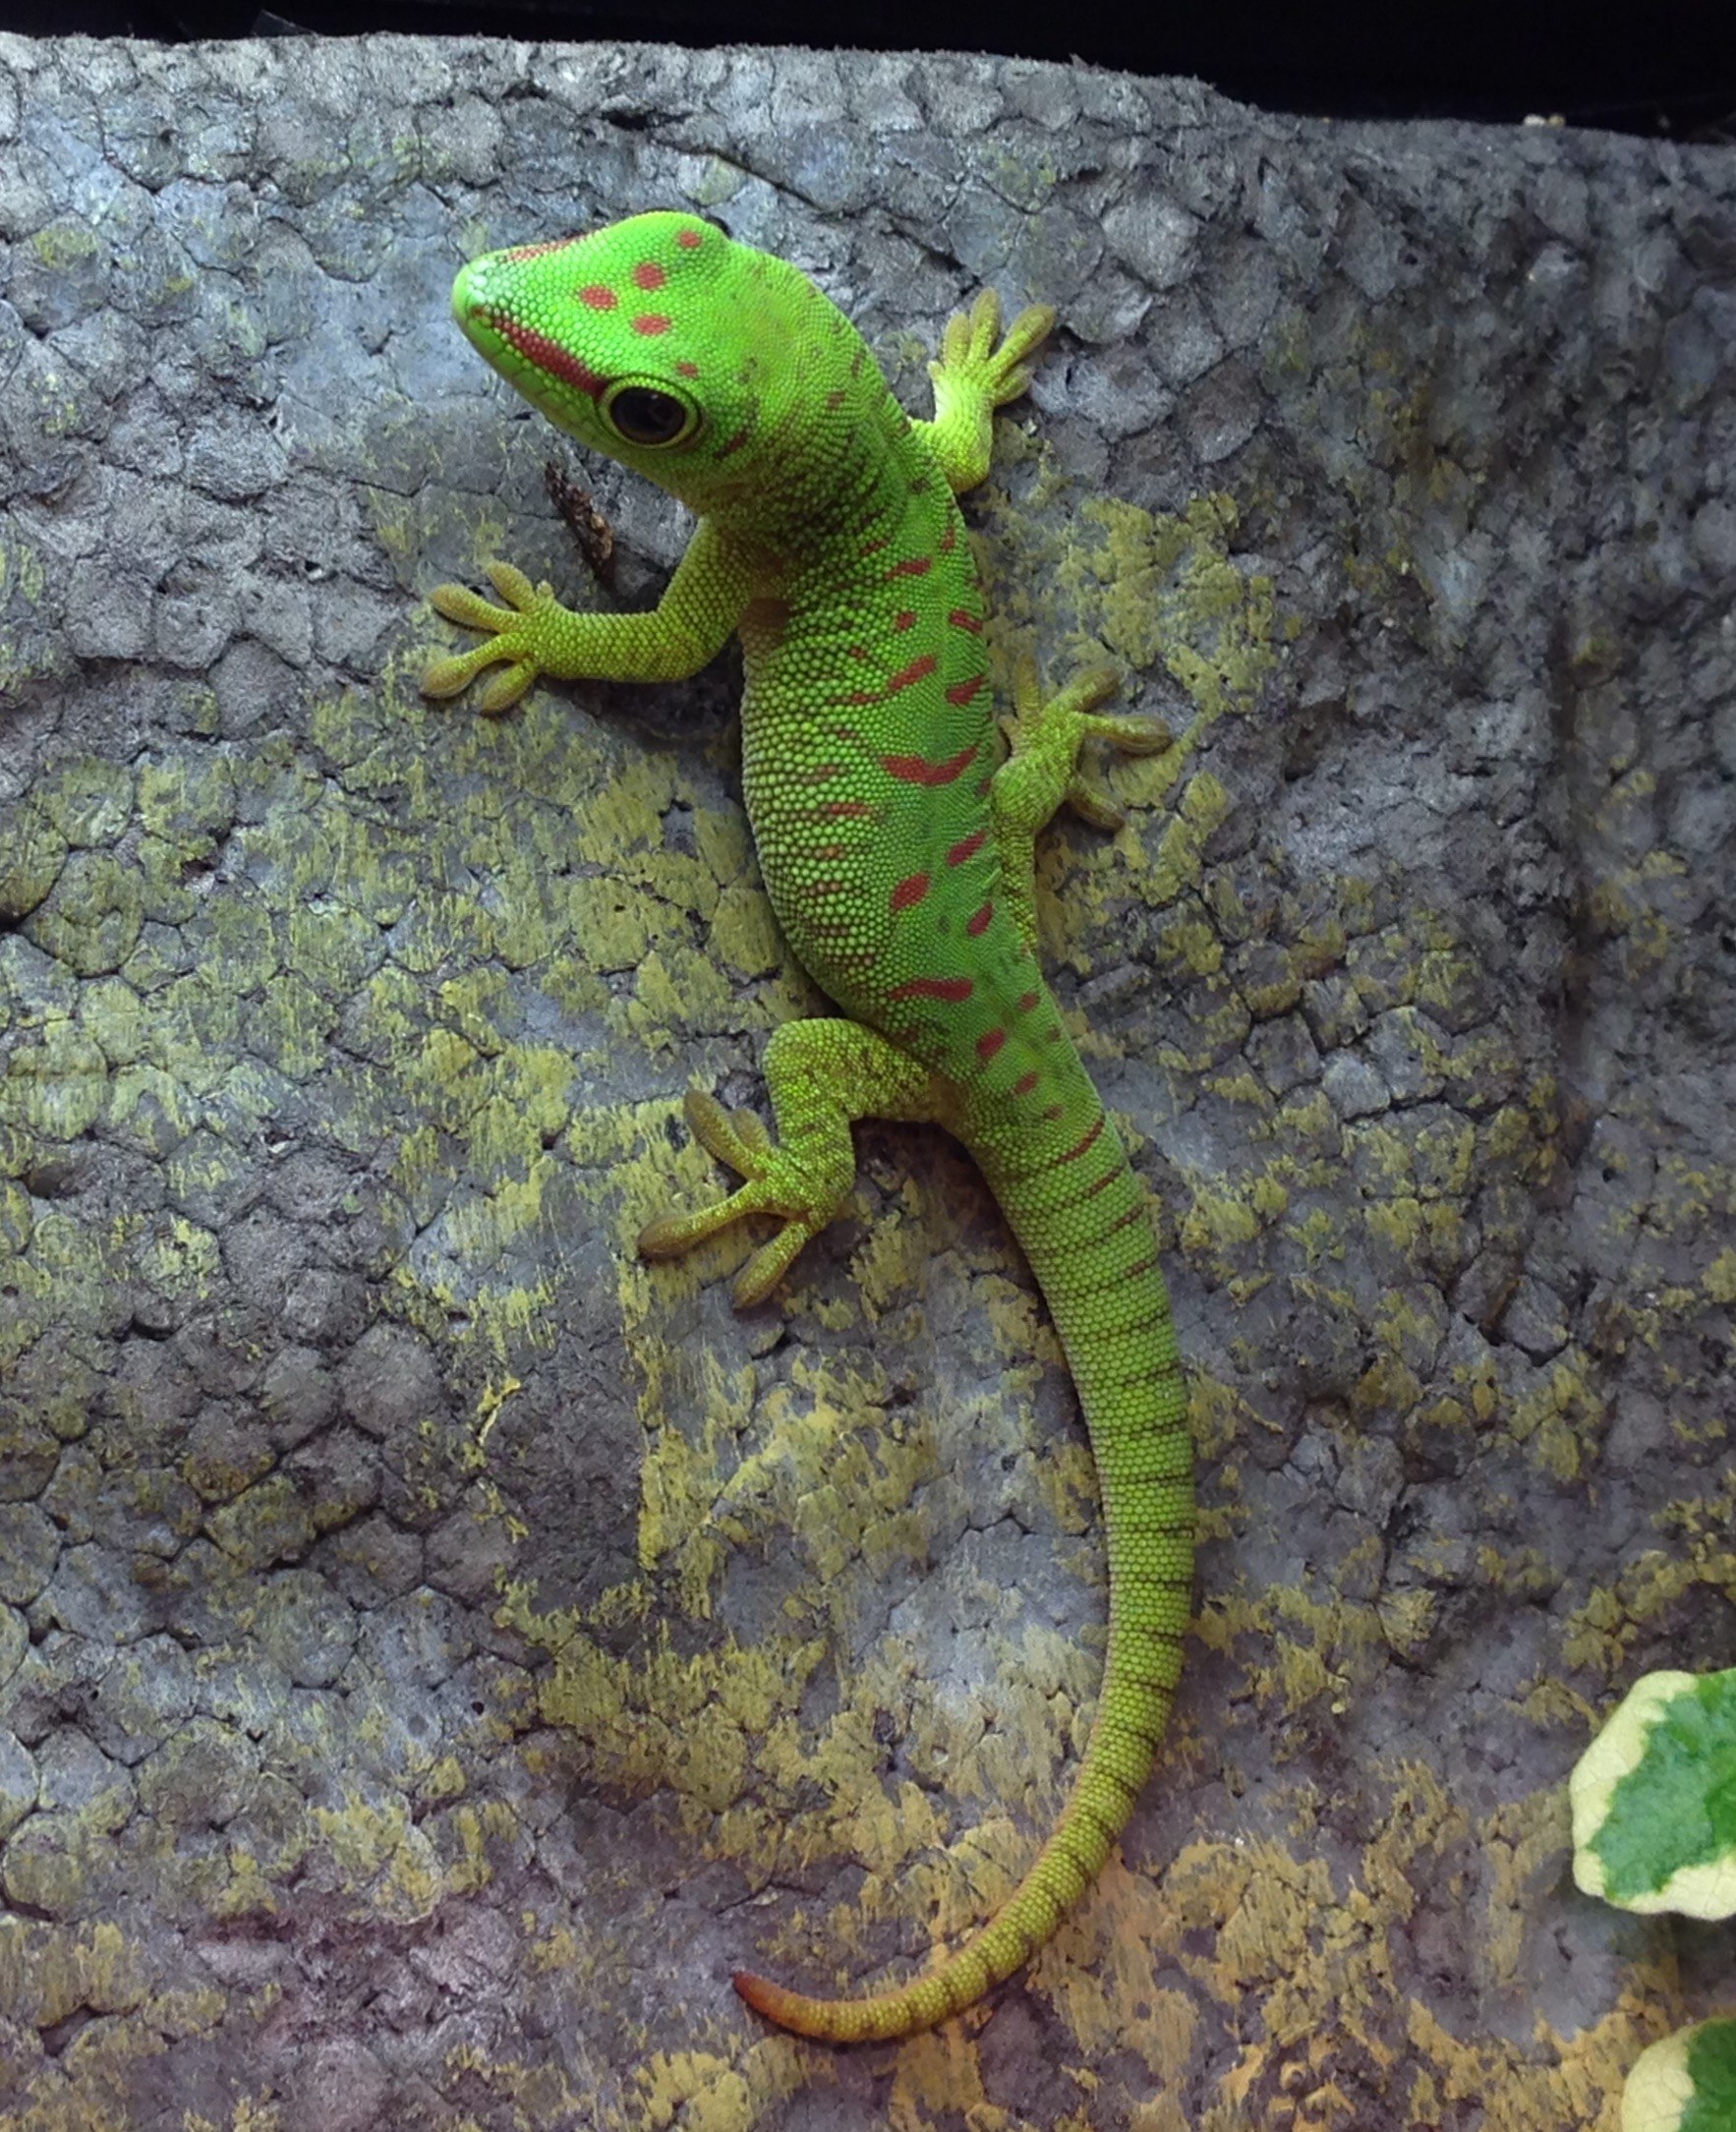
left=610, top=388, right=686, bottom=444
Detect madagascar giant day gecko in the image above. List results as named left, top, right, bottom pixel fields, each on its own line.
left=422, top=210, right=1193, bottom=2045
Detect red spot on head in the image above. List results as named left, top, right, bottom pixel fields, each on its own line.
left=882, top=743, right=977, bottom=786
left=965, top=901, right=994, bottom=936
left=891, top=873, right=931, bottom=913
left=675, top=360, right=701, bottom=378
left=633, top=260, right=667, bottom=290
left=1013, top=1071, right=1039, bottom=1095
left=675, top=228, right=703, bottom=249
left=889, top=976, right=974, bottom=1003
left=977, top=1028, right=1008, bottom=1063
left=1017, top=991, right=1040, bottom=1013
left=579, top=284, right=617, bottom=310
left=947, top=829, right=987, bottom=867
left=631, top=314, right=671, bottom=336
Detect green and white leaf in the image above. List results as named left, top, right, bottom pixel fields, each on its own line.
left=1621, top=2018, right=1736, bottom=2132
left=1571, top=1667, right=1736, bottom=1918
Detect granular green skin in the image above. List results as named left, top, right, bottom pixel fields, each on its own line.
left=423, top=211, right=1192, bottom=2042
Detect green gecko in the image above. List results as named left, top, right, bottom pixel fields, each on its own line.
left=423, top=210, right=1193, bottom=2045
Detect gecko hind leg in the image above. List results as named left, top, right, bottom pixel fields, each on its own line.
left=639, top=1018, right=952, bottom=1307
left=990, top=656, right=1173, bottom=951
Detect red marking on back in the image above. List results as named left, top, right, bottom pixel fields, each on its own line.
left=965, top=901, right=994, bottom=937
left=860, top=536, right=892, bottom=556
left=949, top=608, right=983, bottom=633
left=633, top=260, right=666, bottom=290
left=946, top=675, right=986, bottom=707
left=1013, top=1070, right=1039, bottom=1096
left=826, top=388, right=847, bottom=410
left=820, top=800, right=875, bottom=819
left=1107, top=1203, right=1145, bottom=1236
left=1058, top=1115, right=1106, bottom=1165
left=676, top=360, right=701, bottom=378
left=578, top=284, right=617, bottom=310
left=939, top=521, right=957, bottom=552
left=1084, top=1167, right=1119, bottom=1198
left=894, top=610, right=917, bottom=631
left=891, top=873, right=931, bottom=913
left=889, top=976, right=974, bottom=1003
left=888, top=556, right=933, bottom=579
left=631, top=314, right=671, bottom=335
left=675, top=228, right=703, bottom=249
left=1042, top=1103, right=1066, bottom=1122
left=886, top=654, right=938, bottom=696
left=801, top=764, right=844, bottom=783
left=1017, top=990, right=1040, bottom=1013
left=976, top=777, right=993, bottom=797
left=807, top=880, right=847, bottom=897
left=496, top=318, right=608, bottom=399
left=977, top=1028, right=1007, bottom=1063
left=948, top=829, right=987, bottom=867
left=814, top=842, right=849, bottom=860
left=883, top=744, right=977, bottom=786
left=501, top=239, right=580, bottom=261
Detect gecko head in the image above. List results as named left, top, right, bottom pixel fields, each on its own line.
left=449, top=210, right=841, bottom=521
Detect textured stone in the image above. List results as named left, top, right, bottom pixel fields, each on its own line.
left=0, top=31, right=1729, bottom=2130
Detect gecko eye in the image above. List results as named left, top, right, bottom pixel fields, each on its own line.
left=603, top=380, right=698, bottom=448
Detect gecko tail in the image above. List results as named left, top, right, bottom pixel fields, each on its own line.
left=730, top=1096, right=1192, bottom=2046
left=726, top=1611, right=1187, bottom=2043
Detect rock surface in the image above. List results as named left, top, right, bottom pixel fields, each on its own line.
left=0, top=31, right=1732, bottom=2131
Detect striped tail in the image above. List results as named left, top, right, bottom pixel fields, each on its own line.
left=733, top=1088, right=1192, bottom=2043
